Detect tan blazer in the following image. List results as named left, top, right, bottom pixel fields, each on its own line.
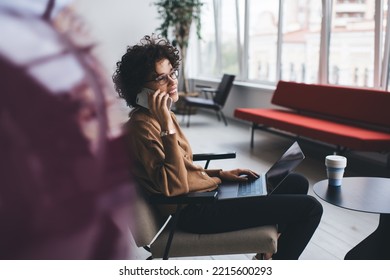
left=125, top=108, right=220, bottom=214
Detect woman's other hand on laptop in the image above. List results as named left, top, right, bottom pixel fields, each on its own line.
left=219, top=169, right=260, bottom=182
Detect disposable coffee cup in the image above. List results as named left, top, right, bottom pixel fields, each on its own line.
left=325, top=155, right=347, bottom=187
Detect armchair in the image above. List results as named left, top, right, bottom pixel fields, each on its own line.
left=130, top=152, right=278, bottom=260
left=182, top=74, right=235, bottom=127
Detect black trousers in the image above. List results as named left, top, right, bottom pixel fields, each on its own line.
left=178, top=173, right=323, bottom=260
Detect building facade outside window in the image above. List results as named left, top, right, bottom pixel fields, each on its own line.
left=195, top=0, right=217, bottom=77
left=328, top=0, right=376, bottom=87
left=247, top=0, right=279, bottom=83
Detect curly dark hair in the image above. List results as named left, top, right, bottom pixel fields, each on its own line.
left=112, top=34, right=181, bottom=107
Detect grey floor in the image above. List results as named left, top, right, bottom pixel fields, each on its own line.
left=126, top=110, right=390, bottom=260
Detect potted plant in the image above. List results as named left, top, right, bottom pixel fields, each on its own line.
left=154, top=0, right=203, bottom=93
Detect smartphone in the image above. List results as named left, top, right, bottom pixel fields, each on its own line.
left=136, top=88, right=172, bottom=110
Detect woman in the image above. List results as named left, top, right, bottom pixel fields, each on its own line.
left=113, top=34, right=323, bottom=260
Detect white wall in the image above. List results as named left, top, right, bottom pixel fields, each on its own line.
left=73, top=0, right=160, bottom=73
left=224, top=84, right=275, bottom=119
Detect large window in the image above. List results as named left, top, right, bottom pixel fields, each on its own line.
left=191, top=0, right=390, bottom=91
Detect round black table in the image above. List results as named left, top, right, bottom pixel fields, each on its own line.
left=313, top=177, right=390, bottom=260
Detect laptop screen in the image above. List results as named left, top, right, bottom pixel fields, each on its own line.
left=265, top=142, right=305, bottom=194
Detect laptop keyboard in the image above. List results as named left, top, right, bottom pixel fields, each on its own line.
left=238, top=179, right=263, bottom=196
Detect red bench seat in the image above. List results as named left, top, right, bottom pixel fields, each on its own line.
left=234, top=81, right=390, bottom=166
left=235, top=108, right=390, bottom=151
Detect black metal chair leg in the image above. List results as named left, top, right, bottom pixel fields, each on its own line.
left=215, top=110, right=221, bottom=122
left=220, top=111, right=228, bottom=126
left=186, top=107, right=191, bottom=127
left=181, top=106, right=186, bottom=124
left=163, top=204, right=183, bottom=260
left=251, top=123, right=256, bottom=148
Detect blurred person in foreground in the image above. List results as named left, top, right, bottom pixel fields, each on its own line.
left=0, top=2, right=132, bottom=259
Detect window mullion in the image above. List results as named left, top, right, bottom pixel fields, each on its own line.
left=318, top=0, right=331, bottom=84
left=381, top=0, right=390, bottom=88
left=374, top=0, right=383, bottom=88
left=214, top=0, right=222, bottom=75
left=276, top=0, right=283, bottom=81
left=242, top=0, right=249, bottom=80
left=235, top=0, right=242, bottom=78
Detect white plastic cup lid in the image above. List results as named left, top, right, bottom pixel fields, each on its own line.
left=325, top=155, right=347, bottom=168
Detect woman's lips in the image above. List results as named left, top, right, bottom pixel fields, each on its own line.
left=168, top=88, right=177, bottom=95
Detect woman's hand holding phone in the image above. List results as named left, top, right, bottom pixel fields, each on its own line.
left=136, top=88, right=172, bottom=110
left=148, top=89, right=175, bottom=132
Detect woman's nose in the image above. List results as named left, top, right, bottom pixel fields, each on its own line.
left=167, top=74, right=177, bottom=85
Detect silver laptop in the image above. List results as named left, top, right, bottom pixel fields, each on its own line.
left=217, top=141, right=305, bottom=200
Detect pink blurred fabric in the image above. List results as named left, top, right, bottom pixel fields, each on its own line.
left=0, top=2, right=133, bottom=259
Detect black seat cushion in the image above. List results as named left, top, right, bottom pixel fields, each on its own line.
left=184, top=96, right=221, bottom=110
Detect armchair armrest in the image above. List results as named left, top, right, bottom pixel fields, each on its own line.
left=193, top=152, right=236, bottom=161
left=195, top=84, right=212, bottom=89
left=200, top=87, right=217, bottom=93
left=200, top=88, right=217, bottom=99
left=194, top=85, right=216, bottom=98
left=193, top=152, right=236, bottom=169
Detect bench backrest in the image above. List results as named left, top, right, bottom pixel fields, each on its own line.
left=272, top=81, right=390, bottom=128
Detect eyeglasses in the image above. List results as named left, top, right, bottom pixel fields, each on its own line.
left=145, top=69, right=179, bottom=85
